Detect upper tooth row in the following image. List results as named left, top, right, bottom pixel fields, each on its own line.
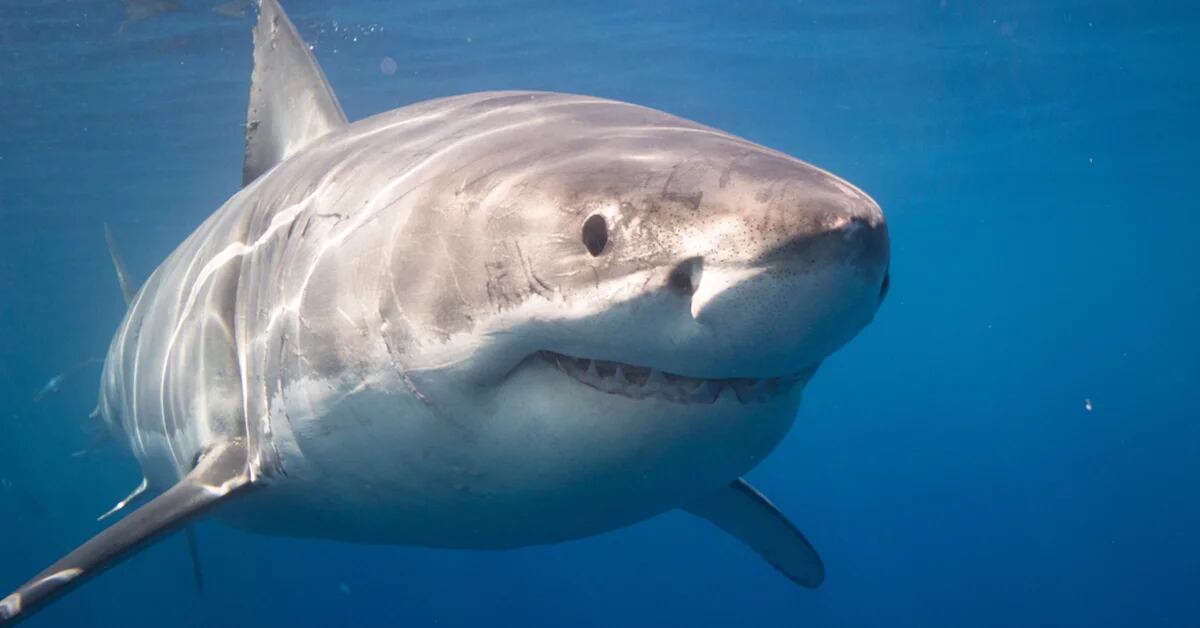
left=539, top=352, right=785, bottom=403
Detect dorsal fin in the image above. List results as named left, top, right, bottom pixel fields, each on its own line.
left=242, top=0, right=348, bottom=186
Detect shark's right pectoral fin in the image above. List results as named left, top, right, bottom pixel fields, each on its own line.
left=682, top=478, right=825, bottom=588
left=0, top=440, right=254, bottom=625
left=102, top=222, right=136, bottom=307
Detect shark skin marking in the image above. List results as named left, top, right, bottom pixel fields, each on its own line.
left=0, top=0, right=889, bottom=623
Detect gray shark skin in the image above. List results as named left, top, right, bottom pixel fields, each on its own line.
left=0, top=0, right=888, bottom=623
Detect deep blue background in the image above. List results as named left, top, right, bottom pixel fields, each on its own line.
left=2, top=1, right=1197, bottom=626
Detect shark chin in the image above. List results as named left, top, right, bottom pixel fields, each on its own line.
left=0, top=0, right=888, bottom=622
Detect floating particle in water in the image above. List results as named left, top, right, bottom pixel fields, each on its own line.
left=123, top=0, right=183, bottom=22
left=380, top=56, right=397, bottom=75
left=116, top=0, right=183, bottom=34
left=338, top=582, right=351, bottom=594
left=211, top=0, right=250, bottom=18
left=1084, top=398, right=1093, bottom=412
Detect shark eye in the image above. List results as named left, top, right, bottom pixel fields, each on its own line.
left=582, top=214, right=608, bottom=256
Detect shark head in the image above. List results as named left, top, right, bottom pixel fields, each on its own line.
left=263, top=93, right=888, bottom=545
left=437, top=115, right=890, bottom=387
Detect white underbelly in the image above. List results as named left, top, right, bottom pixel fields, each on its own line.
left=220, top=359, right=802, bottom=548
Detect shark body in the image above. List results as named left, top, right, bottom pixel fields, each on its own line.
left=1, top=1, right=888, bottom=623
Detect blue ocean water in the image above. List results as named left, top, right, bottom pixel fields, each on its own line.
left=1, top=0, right=1197, bottom=626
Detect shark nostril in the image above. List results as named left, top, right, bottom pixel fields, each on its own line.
left=667, top=256, right=703, bottom=296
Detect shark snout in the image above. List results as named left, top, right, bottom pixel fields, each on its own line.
left=676, top=196, right=888, bottom=376
left=761, top=212, right=889, bottom=279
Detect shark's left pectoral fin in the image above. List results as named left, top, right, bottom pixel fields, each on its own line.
left=0, top=440, right=253, bottom=625
left=682, top=478, right=824, bottom=588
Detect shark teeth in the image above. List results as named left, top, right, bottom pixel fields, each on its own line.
left=535, top=351, right=813, bottom=405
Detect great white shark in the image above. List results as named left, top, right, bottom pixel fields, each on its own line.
left=0, top=0, right=889, bottom=623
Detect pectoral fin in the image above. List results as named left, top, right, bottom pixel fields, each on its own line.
left=0, top=440, right=253, bottom=625
left=102, top=223, right=136, bottom=306
left=682, top=478, right=824, bottom=588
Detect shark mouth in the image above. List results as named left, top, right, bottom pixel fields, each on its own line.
left=536, top=350, right=816, bottom=404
